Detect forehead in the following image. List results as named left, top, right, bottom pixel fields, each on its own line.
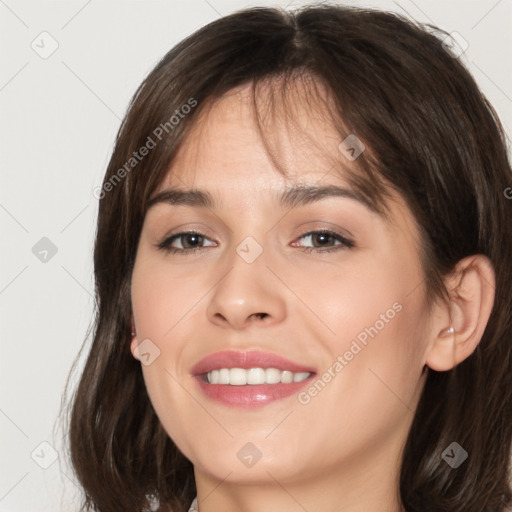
left=158, top=79, right=348, bottom=192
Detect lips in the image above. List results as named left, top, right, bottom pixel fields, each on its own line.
left=190, top=350, right=317, bottom=408
left=191, top=350, right=317, bottom=376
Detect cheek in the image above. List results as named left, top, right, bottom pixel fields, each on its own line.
left=296, top=248, right=429, bottom=401
left=292, top=249, right=422, bottom=344
left=131, top=253, right=204, bottom=340
left=130, top=251, right=217, bottom=431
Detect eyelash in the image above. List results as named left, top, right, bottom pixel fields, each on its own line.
left=156, top=229, right=355, bottom=255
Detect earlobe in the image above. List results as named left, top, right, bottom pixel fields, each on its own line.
left=425, top=326, right=457, bottom=371
left=424, top=255, right=495, bottom=372
left=130, top=321, right=140, bottom=361
left=130, top=336, right=140, bottom=361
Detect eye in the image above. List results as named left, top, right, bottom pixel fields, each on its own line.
left=156, top=228, right=354, bottom=255
left=157, top=230, right=216, bottom=254
left=292, top=229, right=354, bottom=253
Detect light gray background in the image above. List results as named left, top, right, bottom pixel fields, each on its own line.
left=1, top=1, right=511, bottom=510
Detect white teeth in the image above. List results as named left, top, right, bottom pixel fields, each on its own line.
left=247, top=367, right=266, bottom=384
left=265, top=368, right=281, bottom=384
left=218, top=368, right=230, bottom=384
left=229, top=368, right=247, bottom=385
left=206, top=367, right=312, bottom=385
left=281, top=370, right=293, bottom=383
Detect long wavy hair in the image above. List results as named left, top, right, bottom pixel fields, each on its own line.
left=65, top=3, right=512, bottom=511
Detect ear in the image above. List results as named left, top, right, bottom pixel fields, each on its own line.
left=424, top=254, right=495, bottom=372
left=130, top=318, right=140, bottom=361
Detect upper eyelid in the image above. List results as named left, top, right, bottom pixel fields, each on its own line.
left=156, top=218, right=354, bottom=239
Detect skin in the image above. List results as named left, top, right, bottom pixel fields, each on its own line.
left=130, top=79, right=495, bottom=512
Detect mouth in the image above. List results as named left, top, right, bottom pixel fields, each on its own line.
left=191, top=350, right=317, bottom=408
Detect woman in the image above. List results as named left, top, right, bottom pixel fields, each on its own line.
left=67, top=3, right=512, bottom=511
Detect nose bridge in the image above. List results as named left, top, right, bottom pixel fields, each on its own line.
left=206, top=233, right=286, bottom=328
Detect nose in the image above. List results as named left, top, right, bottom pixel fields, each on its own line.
left=206, top=244, right=287, bottom=330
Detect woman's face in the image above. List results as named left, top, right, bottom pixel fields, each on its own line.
left=131, top=82, right=434, bottom=498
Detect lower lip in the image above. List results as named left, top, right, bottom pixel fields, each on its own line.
left=194, top=375, right=314, bottom=408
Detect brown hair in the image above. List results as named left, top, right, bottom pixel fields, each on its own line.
left=65, top=3, right=512, bottom=511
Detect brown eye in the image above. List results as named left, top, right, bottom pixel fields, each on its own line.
left=293, top=230, right=354, bottom=253
left=157, top=231, right=215, bottom=253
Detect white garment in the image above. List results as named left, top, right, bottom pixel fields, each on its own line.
left=187, top=496, right=198, bottom=512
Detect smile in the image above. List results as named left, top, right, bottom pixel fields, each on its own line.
left=192, top=350, right=317, bottom=408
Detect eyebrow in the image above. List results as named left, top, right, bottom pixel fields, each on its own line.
left=146, top=184, right=381, bottom=215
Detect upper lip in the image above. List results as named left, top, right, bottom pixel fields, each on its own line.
left=191, top=350, right=317, bottom=375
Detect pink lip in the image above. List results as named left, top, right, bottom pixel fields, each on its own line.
left=191, top=350, right=316, bottom=375
left=191, top=350, right=317, bottom=409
